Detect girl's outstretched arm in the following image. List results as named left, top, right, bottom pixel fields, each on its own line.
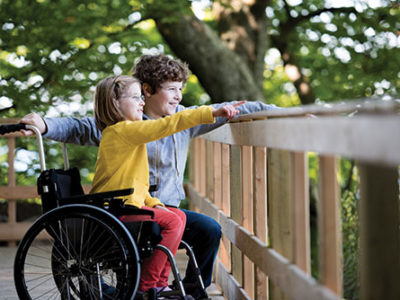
left=212, top=100, right=246, bottom=119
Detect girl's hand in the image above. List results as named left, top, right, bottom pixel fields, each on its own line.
left=212, top=100, right=246, bottom=119
left=155, top=205, right=170, bottom=212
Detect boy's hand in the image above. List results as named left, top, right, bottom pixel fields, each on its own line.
left=19, top=113, right=47, bottom=136
left=212, top=100, right=246, bottom=119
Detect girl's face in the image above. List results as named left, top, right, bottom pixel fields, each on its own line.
left=117, top=82, right=145, bottom=121
left=143, top=81, right=183, bottom=119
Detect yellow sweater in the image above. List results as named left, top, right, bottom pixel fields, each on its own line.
left=90, top=106, right=215, bottom=208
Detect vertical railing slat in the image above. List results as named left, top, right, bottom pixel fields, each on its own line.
left=206, top=140, right=214, bottom=201
left=230, top=145, right=243, bottom=285
left=7, top=137, right=17, bottom=247
left=359, top=162, right=400, bottom=300
left=254, top=146, right=268, bottom=299
left=193, top=138, right=200, bottom=191
left=268, top=149, right=292, bottom=299
left=199, top=138, right=206, bottom=197
left=291, top=151, right=311, bottom=274
left=220, top=143, right=231, bottom=272
left=318, top=155, right=342, bottom=296
left=241, top=145, right=254, bottom=298
left=213, top=142, right=222, bottom=207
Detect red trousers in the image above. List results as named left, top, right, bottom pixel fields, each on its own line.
left=119, top=207, right=186, bottom=291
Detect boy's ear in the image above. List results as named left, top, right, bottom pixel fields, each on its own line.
left=142, top=83, right=153, bottom=97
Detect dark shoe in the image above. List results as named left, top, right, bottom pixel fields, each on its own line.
left=101, top=277, right=116, bottom=297
left=185, top=287, right=209, bottom=300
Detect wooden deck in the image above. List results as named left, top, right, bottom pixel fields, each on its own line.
left=0, top=246, right=223, bottom=299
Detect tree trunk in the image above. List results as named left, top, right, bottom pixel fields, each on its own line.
left=156, top=15, right=266, bottom=102
left=212, top=0, right=271, bottom=90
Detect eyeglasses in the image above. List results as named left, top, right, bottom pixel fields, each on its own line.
left=131, top=95, right=145, bottom=103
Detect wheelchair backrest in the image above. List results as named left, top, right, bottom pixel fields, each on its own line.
left=37, top=167, right=84, bottom=213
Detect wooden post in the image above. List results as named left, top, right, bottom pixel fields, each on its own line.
left=242, top=145, right=254, bottom=299
left=268, top=149, right=292, bottom=299
left=318, top=155, right=342, bottom=296
left=359, top=162, right=400, bottom=300
left=7, top=137, right=17, bottom=247
left=291, top=151, right=311, bottom=274
left=254, top=147, right=268, bottom=299
left=230, top=145, right=243, bottom=286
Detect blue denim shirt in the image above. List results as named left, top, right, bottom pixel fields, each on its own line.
left=44, top=101, right=279, bottom=207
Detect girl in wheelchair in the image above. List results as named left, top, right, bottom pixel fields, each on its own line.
left=91, top=75, right=243, bottom=298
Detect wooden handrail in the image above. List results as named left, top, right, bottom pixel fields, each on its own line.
left=187, top=99, right=400, bottom=299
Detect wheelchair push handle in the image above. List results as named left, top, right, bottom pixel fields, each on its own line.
left=0, top=123, right=26, bottom=134
left=0, top=123, right=46, bottom=171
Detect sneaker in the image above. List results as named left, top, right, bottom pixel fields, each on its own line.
left=157, top=286, right=185, bottom=299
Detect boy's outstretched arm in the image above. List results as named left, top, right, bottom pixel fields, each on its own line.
left=19, top=113, right=101, bottom=146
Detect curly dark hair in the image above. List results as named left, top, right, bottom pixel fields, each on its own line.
left=131, top=54, right=189, bottom=94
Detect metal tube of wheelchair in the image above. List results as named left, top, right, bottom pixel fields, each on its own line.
left=155, top=244, right=187, bottom=297
left=26, top=125, right=46, bottom=171
left=179, top=240, right=206, bottom=290
left=96, top=263, right=104, bottom=300
left=62, top=143, right=70, bottom=170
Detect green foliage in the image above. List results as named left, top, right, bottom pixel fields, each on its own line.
left=268, top=0, right=399, bottom=102
left=0, top=0, right=146, bottom=117
left=263, top=64, right=301, bottom=107
left=307, top=154, right=361, bottom=298
left=339, top=159, right=360, bottom=299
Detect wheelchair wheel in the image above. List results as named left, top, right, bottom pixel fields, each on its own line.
left=14, top=204, right=140, bottom=300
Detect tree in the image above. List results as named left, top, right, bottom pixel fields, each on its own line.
left=0, top=0, right=398, bottom=118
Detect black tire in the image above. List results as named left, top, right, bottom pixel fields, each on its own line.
left=14, top=204, right=140, bottom=300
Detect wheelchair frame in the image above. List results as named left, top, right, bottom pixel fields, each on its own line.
left=0, top=124, right=207, bottom=300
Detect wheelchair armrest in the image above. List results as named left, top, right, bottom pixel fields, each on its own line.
left=111, top=204, right=155, bottom=218
left=62, top=188, right=134, bottom=204
left=88, top=188, right=134, bottom=200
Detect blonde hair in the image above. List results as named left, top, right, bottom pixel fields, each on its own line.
left=94, top=75, right=141, bottom=131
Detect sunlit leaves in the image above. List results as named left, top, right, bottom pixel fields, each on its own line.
left=70, top=37, right=91, bottom=49
left=268, top=0, right=399, bottom=102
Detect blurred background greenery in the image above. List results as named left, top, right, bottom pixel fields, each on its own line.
left=1, top=0, right=399, bottom=298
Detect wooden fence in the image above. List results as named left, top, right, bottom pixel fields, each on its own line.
left=186, top=99, right=400, bottom=299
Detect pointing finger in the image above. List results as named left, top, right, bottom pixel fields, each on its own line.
left=233, top=100, right=247, bottom=108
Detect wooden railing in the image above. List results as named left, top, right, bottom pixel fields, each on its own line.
left=186, top=99, right=400, bottom=299
left=0, top=118, right=91, bottom=245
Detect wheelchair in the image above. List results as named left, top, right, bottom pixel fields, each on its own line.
left=1, top=124, right=208, bottom=300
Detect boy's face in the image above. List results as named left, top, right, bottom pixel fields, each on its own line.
left=143, top=81, right=183, bottom=119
